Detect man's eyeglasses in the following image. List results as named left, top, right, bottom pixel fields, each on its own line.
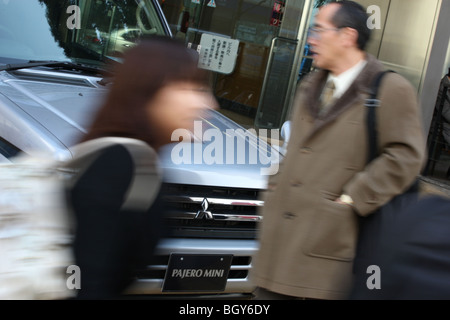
left=308, top=27, right=341, bottom=38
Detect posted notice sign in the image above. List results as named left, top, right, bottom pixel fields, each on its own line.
left=198, top=33, right=239, bottom=74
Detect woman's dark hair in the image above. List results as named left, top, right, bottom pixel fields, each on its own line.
left=330, top=0, right=371, bottom=50
left=81, top=36, right=209, bottom=147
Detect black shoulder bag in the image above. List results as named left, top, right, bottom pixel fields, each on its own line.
left=350, top=70, right=420, bottom=298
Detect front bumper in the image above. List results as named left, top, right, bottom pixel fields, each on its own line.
left=125, top=238, right=259, bottom=296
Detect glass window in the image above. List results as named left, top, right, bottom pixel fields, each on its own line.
left=160, top=0, right=285, bottom=128
left=0, top=0, right=167, bottom=67
left=160, top=0, right=333, bottom=129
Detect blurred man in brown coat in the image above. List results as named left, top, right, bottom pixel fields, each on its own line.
left=251, top=1, right=425, bottom=300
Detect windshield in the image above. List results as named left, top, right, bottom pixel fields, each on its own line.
left=0, top=0, right=168, bottom=67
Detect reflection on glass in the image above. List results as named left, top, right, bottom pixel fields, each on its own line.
left=0, top=0, right=166, bottom=67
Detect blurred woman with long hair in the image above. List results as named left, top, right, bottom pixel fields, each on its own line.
left=68, top=36, right=217, bottom=299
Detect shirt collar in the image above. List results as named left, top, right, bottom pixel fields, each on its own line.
left=327, top=59, right=367, bottom=98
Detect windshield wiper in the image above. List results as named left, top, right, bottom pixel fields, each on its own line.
left=0, top=60, right=111, bottom=76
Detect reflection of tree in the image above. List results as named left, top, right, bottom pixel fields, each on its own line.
left=36, top=0, right=139, bottom=60
left=38, top=0, right=68, bottom=55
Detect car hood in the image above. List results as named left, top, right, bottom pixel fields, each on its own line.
left=0, top=69, right=279, bottom=189
left=158, top=123, right=280, bottom=189
left=0, top=69, right=106, bottom=149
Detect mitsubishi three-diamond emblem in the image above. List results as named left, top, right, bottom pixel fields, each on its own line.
left=195, top=198, right=214, bottom=220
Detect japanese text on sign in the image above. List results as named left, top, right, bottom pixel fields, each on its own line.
left=198, top=34, right=239, bottom=74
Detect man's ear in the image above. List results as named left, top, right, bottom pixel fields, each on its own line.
left=341, top=27, right=359, bottom=48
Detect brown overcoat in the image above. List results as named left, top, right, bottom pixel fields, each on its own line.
left=251, top=54, right=426, bottom=299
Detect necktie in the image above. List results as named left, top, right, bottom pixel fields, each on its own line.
left=319, top=79, right=336, bottom=115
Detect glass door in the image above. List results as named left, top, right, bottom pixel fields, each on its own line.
left=159, top=0, right=318, bottom=129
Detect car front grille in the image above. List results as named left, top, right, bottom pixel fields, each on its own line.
left=161, top=183, right=263, bottom=239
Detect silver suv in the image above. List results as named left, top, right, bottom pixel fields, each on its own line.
left=0, top=0, right=279, bottom=298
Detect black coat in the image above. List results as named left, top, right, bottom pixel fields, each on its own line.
left=68, top=144, right=165, bottom=299
left=350, top=194, right=450, bottom=300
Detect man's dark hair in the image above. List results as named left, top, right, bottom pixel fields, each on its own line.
left=330, top=0, right=371, bottom=51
